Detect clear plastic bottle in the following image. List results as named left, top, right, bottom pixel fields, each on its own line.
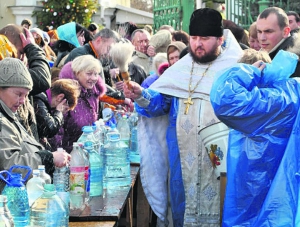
left=84, top=141, right=103, bottom=197
left=93, top=119, right=107, bottom=152
left=117, top=115, right=131, bottom=148
left=0, top=205, right=12, bottom=227
left=30, top=184, right=66, bottom=227
left=0, top=165, right=31, bottom=227
left=78, top=126, right=99, bottom=154
left=77, top=142, right=90, bottom=204
left=128, top=112, right=140, bottom=163
left=98, top=119, right=107, bottom=146
left=38, top=165, right=51, bottom=184
left=69, top=143, right=86, bottom=211
left=103, top=124, right=131, bottom=192
left=53, top=148, right=70, bottom=226
left=26, top=169, right=45, bottom=207
left=0, top=195, right=14, bottom=227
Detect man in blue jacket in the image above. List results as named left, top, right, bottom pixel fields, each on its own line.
left=210, top=50, right=300, bottom=226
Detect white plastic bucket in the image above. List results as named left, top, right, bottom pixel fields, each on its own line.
left=199, top=122, right=229, bottom=179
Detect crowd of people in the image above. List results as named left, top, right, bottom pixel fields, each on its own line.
left=0, top=5, right=300, bottom=227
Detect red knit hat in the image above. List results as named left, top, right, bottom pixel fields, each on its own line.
left=158, top=62, right=169, bottom=75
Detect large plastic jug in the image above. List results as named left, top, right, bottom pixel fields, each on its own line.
left=0, top=165, right=32, bottom=227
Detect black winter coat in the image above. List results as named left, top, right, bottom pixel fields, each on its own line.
left=33, top=92, right=64, bottom=140
left=268, top=36, right=300, bottom=78
left=25, top=44, right=51, bottom=96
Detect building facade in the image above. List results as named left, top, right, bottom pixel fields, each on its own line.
left=0, top=0, right=153, bottom=29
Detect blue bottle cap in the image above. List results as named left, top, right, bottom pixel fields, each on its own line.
left=82, top=126, right=94, bottom=133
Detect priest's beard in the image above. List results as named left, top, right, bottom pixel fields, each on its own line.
left=189, top=44, right=220, bottom=64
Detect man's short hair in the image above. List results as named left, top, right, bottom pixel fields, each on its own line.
left=258, top=7, right=289, bottom=30
left=88, top=23, right=99, bottom=32
left=21, top=19, right=32, bottom=27
left=93, top=28, right=118, bottom=42
left=131, top=29, right=150, bottom=42
left=287, top=11, right=300, bottom=22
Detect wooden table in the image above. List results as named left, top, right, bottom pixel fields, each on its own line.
left=69, top=221, right=117, bottom=227
left=69, top=166, right=141, bottom=226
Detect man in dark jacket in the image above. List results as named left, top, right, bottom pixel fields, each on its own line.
left=64, top=28, right=118, bottom=87
left=0, top=24, right=51, bottom=96
left=64, top=28, right=118, bottom=66
left=256, top=7, right=300, bottom=77
left=0, top=24, right=52, bottom=139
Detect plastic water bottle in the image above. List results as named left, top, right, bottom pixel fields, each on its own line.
left=69, top=143, right=86, bottom=211
left=0, top=165, right=32, bottom=227
left=117, top=115, right=130, bottom=148
left=103, top=125, right=131, bottom=192
left=38, top=165, right=51, bottom=184
left=78, top=126, right=99, bottom=153
left=93, top=119, right=107, bottom=150
left=26, top=169, right=45, bottom=207
left=0, top=195, right=14, bottom=227
left=53, top=148, right=70, bottom=226
left=0, top=198, right=12, bottom=227
left=128, top=112, right=140, bottom=163
left=30, top=184, right=66, bottom=227
left=77, top=142, right=90, bottom=204
left=98, top=119, right=107, bottom=145
left=84, top=141, right=103, bottom=197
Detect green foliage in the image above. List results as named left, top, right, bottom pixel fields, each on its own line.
left=32, top=0, right=99, bottom=28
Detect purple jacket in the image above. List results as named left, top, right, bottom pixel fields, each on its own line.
left=49, top=61, right=106, bottom=153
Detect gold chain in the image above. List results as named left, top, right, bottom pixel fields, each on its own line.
left=184, top=61, right=212, bottom=114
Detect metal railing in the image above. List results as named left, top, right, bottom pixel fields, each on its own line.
left=226, top=0, right=290, bottom=29
left=153, top=0, right=182, bottom=33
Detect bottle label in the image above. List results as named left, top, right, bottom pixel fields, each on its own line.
left=84, top=166, right=89, bottom=181
left=104, top=165, right=130, bottom=178
left=106, top=132, right=120, bottom=142
left=70, top=167, right=85, bottom=195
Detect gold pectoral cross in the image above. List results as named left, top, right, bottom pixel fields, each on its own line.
left=184, top=97, right=193, bottom=114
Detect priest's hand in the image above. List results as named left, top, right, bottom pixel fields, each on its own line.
left=123, top=81, right=143, bottom=100
left=115, top=81, right=124, bottom=91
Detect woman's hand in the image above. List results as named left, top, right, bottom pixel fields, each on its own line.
left=20, top=28, right=35, bottom=48
left=53, top=149, right=71, bottom=167
left=56, top=98, right=69, bottom=114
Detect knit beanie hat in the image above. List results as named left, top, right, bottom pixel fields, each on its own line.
left=0, top=58, right=33, bottom=90
left=189, top=8, right=223, bottom=37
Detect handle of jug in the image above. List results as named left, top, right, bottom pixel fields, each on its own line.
left=8, top=165, right=32, bottom=182
left=0, top=170, right=11, bottom=185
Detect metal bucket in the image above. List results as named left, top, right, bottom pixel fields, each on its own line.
left=199, top=122, right=229, bottom=179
